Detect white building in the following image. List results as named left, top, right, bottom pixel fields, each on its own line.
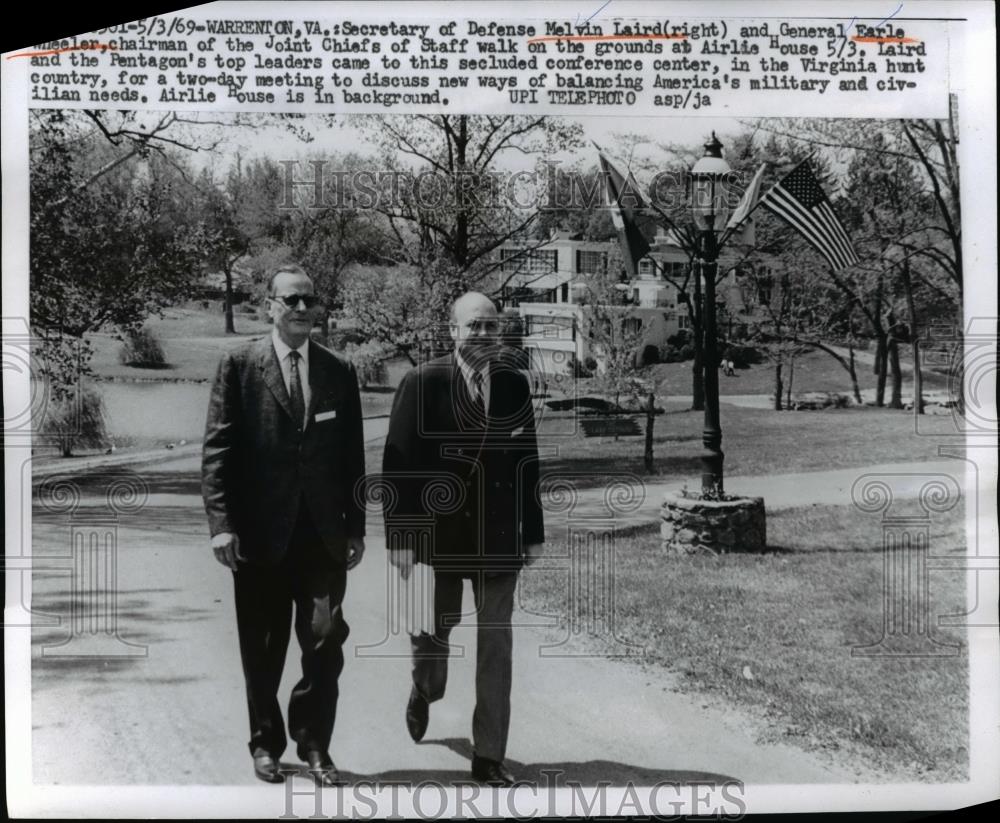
left=496, top=229, right=743, bottom=376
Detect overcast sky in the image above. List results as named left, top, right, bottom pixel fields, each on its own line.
left=177, top=112, right=746, bottom=175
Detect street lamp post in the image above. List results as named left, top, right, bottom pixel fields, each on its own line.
left=691, top=133, right=732, bottom=496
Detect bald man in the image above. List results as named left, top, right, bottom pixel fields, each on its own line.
left=382, top=292, right=544, bottom=786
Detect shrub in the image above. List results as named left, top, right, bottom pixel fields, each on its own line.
left=724, top=344, right=764, bottom=369
left=660, top=329, right=696, bottom=363
left=566, top=355, right=594, bottom=378
left=667, top=329, right=692, bottom=348
left=119, top=326, right=166, bottom=368
left=343, top=340, right=392, bottom=388
left=38, top=383, right=108, bottom=457
left=637, top=344, right=660, bottom=367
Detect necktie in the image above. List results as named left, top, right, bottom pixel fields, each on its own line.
left=288, top=350, right=305, bottom=429
left=472, top=369, right=485, bottom=416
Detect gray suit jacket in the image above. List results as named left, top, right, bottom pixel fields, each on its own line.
left=201, top=336, right=366, bottom=566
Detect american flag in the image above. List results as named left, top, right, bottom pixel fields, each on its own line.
left=760, top=161, right=860, bottom=271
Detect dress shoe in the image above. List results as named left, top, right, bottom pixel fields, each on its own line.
left=303, top=750, right=341, bottom=787
left=471, top=754, right=516, bottom=787
left=253, top=753, right=284, bottom=783
left=406, top=685, right=429, bottom=742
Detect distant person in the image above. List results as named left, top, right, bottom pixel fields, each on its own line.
left=721, top=347, right=736, bottom=376
left=382, top=291, right=545, bottom=786
left=201, top=263, right=367, bottom=786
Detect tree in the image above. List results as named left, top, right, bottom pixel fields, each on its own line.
left=338, top=259, right=468, bottom=365
left=578, top=247, right=657, bottom=472
left=278, top=151, right=396, bottom=317
left=535, top=162, right=617, bottom=241
left=752, top=114, right=962, bottom=410
left=742, top=267, right=811, bottom=409
left=195, top=155, right=288, bottom=333
left=30, top=110, right=212, bottom=395
left=352, top=114, right=585, bottom=292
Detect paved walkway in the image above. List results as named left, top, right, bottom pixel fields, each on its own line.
left=568, top=459, right=970, bottom=530
left=26, top=449, right=908, bottom=790
left=30, top=417, right=392, bottom=484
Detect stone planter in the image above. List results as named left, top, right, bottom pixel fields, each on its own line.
left=660, top=489, right=766, bottom=555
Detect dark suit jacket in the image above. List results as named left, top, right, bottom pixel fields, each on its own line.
left=201, top=336, right=366, bottom=567
left=382, top=353, right=544, bottom=571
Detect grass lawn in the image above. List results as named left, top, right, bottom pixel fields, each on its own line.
left=517, top=498, right=969, bottom=782
left=533, top=401, right=959, bottom=488
left=645, top=347, right=950, bottom=397
left=360, top=399, right=960, bottom=497
left=87, top=305, right=273, bottom=382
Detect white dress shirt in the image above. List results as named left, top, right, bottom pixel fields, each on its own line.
left=456, top=352, right=490, bottom=414
left=272, top=329, right=311, bottom=424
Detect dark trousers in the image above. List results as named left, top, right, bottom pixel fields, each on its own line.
left=232, top=509, right=349, bottom=759
left=411, top=569, right=519, bottom=762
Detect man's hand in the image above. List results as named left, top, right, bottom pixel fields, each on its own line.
left=211, top=532, right=241, bottom=570
left=389, top=547, right=414, bottom=580
left=523, top=542, right=544, bottom=567
left=346, top=536, right=366, bottom=570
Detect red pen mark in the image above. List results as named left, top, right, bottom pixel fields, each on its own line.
left=850, top=36, right=921, bottom=44
left=6, top=43, right=116, bottom=60
left=527, top=33, right=687, bottom=44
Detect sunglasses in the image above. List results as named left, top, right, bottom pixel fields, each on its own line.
left=272, top=294, right=319, bottom=309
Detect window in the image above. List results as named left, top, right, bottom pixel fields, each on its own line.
left=756, top=275, right=773, bottom=306
left=638, top=258, right=655, bottom=276
left=660, top=260, right=688, bottom=281
left=501, top=247, right=557, bottom=275
left=677, top=314, right=691, bottom=330
left=560, top=282, right=569, bottom=303
left=624, top=317, right=643, bottom=336
left=576, top=249, right=608, bottom=275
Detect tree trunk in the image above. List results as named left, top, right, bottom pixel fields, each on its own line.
left=774, top=360, right=783, bottom=411
left=786, top=354, right=795, bottom=408
left=912, top=337, right=924, bottom=415
left=888, top=337, right=903, bottom=409
left=901, top=259, right=924, bottom=414
left=848, top=343, right=862, bottom=404
left=223, top=268, right=236, bottom=334
left=644, top=392, right=655, bottom=474
left=874, top=335, right=887, bottom=407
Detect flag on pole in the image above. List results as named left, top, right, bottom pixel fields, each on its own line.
left=725, top=162, right=767, bottom=245
left=726, top=163, right=767, bottom=232
left=759, top=161, right=860, bottom=271
left=595, top=144, right=651, bottom=278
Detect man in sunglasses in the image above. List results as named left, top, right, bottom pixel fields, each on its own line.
left=382, top=291, right=544, bottom=786
left=202, top=263, right=367, bottom=786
